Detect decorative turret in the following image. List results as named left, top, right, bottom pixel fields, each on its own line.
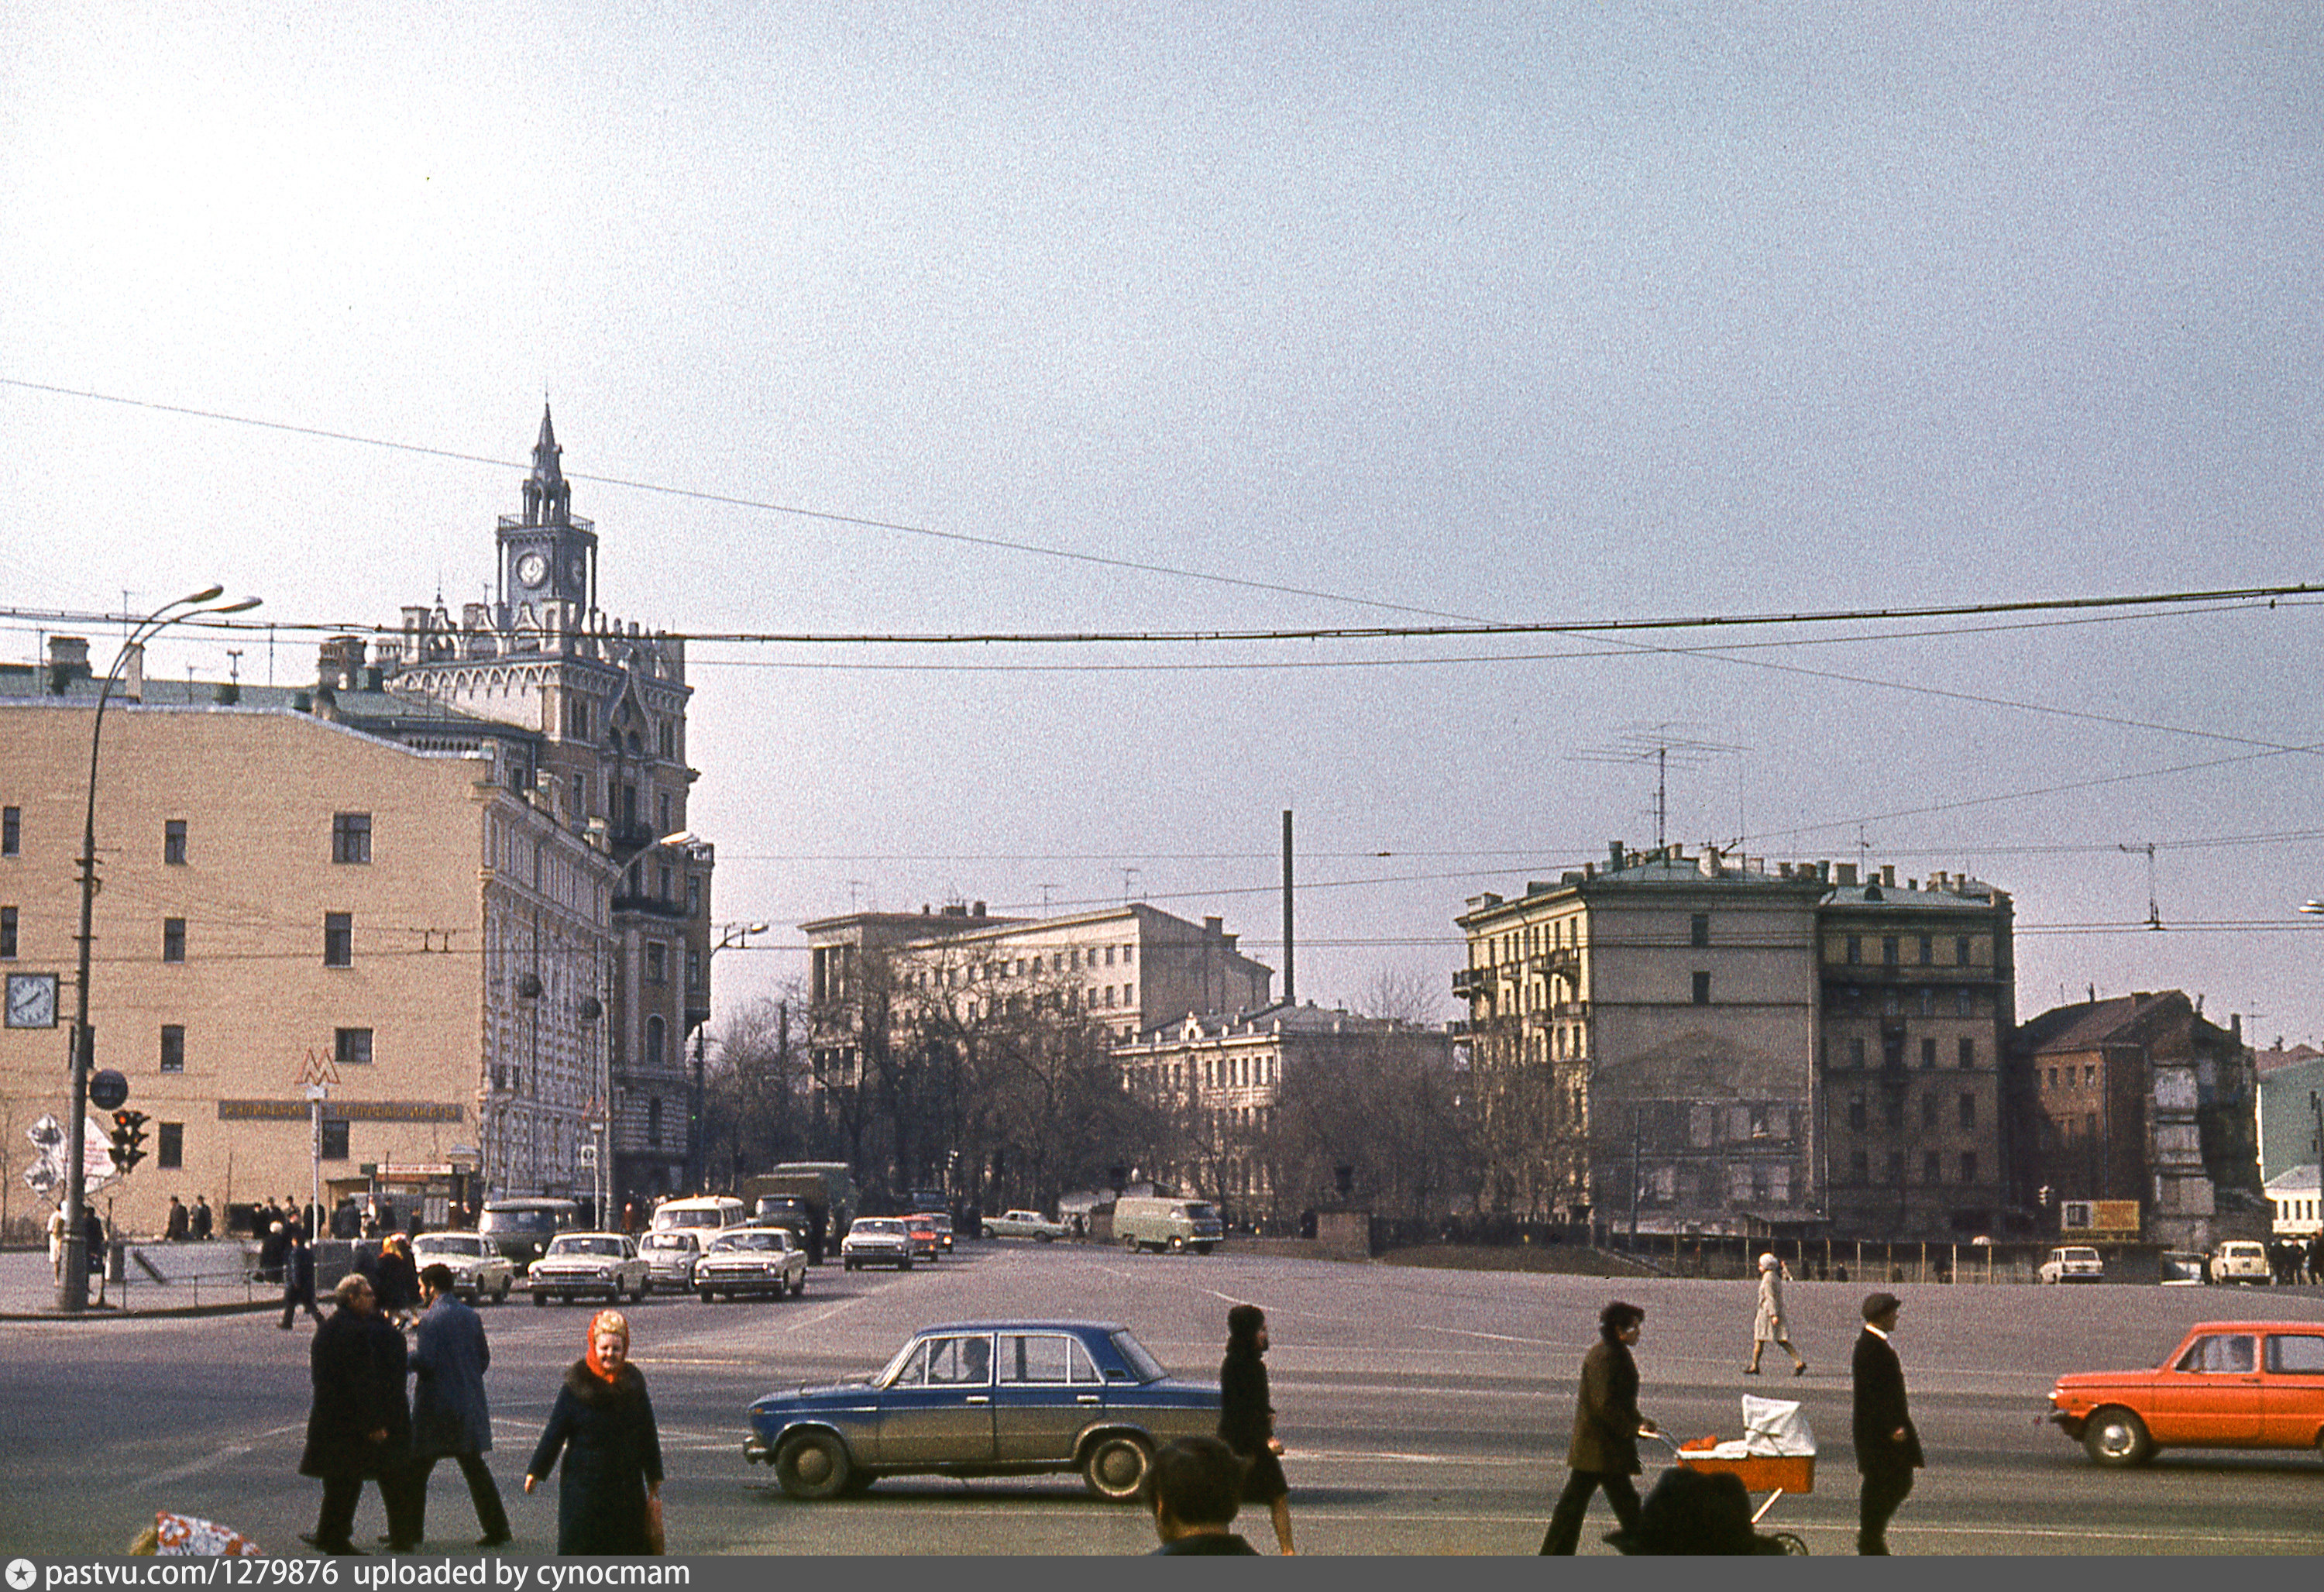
left=521, top=405, right=572, bottom=527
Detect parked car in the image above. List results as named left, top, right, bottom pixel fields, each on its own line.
left=841, top=1217, right=916, bottom=1271
left=476, top=1196, right=583, bottom=1271
left=2038, top=1246, right=2106, bottom=1284
left=2047, top=1320, right=2324, bottom=1466
left=409, top=1231, right=516, bottom=1305
left=2210, top=1240, right=2271, bottom=1284
left=2157, top=1250, right=2210, bottom=1286
left=696, top=1227, right=810, bottom=1301
left=1112, top=1195, right=1224, bottom=1254
left=638, top=1229, right=705, bottom=1292
left=527, top=1233, right=649, bottom=1305
left=986, top=1209, right=1067, bottom=1242
left=744, top=1319, right=1220, bottom=1501
left=905, top=1214, right=943, bottom=1261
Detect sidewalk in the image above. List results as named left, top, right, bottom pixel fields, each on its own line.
left=0, top=1241, right=279, bottom=1320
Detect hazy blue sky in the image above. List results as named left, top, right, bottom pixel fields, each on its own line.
left=5, top=4, right=2321, bottom=1038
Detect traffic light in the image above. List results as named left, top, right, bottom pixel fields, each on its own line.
left=109, top=1109, right=149, bottom=1172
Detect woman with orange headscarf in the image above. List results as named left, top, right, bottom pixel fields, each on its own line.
left=523, top=1311, right=665, bottom=1554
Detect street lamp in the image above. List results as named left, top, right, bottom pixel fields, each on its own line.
left=689, top=920, right=768, bottom=1191
left=59, top=586, right=260, bottom=1312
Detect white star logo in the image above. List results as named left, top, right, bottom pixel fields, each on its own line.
left=6, top=1559, right=36, bottom=1590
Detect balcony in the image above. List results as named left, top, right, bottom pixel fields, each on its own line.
left=1452, top=967, right=1493, bottom=999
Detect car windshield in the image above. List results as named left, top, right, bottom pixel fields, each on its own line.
left=551, top=1237, right=623, bottom=1257
left=715, top=1233, right=782, bottom=1251
left=640, top=1233, right=693, bottom=1252
left=480, top=1211, right=558, bottom=1236
left=1108, top=1329, right=1166, bottom=1383
left=1184, top=1203, right=1220, bottom=1223
left=854, top=1220, right=905, bottom=1236
left=416, top=1236, right=481, bottom=1257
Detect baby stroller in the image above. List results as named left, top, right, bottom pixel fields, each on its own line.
left=1611, top=1395, right=1814, bottom=1555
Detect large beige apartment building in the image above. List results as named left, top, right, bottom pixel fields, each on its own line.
left=0, top=700, right=612, bottom=1238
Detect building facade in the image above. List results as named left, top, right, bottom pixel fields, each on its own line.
left=1455, top=843, right=2019, bottom=1240
left=0, top=697, right=611, bottom=1237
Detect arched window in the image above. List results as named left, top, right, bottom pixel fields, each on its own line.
left=646, top=1014, right=665, bottom=1069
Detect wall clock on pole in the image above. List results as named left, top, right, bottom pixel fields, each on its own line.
left=6, top=971, right=60, bottom=1028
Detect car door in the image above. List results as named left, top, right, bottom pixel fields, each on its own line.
left=991, top=1332, right=1103, bottom=1461
left=873, top=1334, right=997, bottom=1466
left=2149, top=1332, right=2263, bottom=1445
left=2261, top=1329, right=2324, bottom=1449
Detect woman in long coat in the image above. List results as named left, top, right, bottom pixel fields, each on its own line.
left=1746, top=1252, right=1807, bottom=1375
left=1217, top=1304, right=1294, bottom=1554
left=524, top=1311, right=663, bottom=1555
left=1540, top=1299, right=1659, bottom=1554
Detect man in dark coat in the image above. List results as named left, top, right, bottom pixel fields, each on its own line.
left=280, top=1228, right=324, bottom=1330
left=407, top=1264, right=512, bottom=1549
left=191, top=1195, right=213, bottom=1241
left=298, top=1274, right=413, bottom=1555
left=165, top=1196, right=189, bottom=1242
left=1851, top=1292, right=1924, bottom=1555
left=258, top=1217, right=289, bottom=1285
left=1143, top=1437, right=1260, bottom=1556
left=1541, top=1300, right=1659, bottom=1554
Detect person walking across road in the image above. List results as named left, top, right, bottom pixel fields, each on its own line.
left=1540, top=1300, right=1660, bottom=1555
left=1851, top=1291, right=1923, bottom=1555
left=297, top=1274, right=409, bottom=1555
left=280, top=1228, right=324, bottom=1330
left=407, top=1264, right=512, bottom=1549
left=1217, top=1303, right=1295, bottom=1554
left=524, top=1311, right=665, bottom=1555
left=1746, top=1252, right=1807, bottom=1376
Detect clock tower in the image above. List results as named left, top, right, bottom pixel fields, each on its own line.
left=498, top=405, right=597, bottom=610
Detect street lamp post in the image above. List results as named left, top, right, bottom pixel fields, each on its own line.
left=689, top=921, right=768, bottom=1192
left=58, top=586, right=260, bottom=1312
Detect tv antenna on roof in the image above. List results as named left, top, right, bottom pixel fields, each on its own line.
left=1571, top=724, right=1742, bottom=851
left=2118, top=841, right=2164, bottom=930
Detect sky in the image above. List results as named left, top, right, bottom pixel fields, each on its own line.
left=5, top=2, right=2322, bottom=1043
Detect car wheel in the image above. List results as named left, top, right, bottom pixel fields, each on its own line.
left=494, top=1280, right=511, bottom=1304
left=1038, top=1232, right=1055, bottom=1243
left=631, top=1281, right=647, bottom=1303
left=1768, top=1532, right=1809, bottom=1556
left=532, top=1292, right=546, bottom=1308
left=1122, top=1235, right=1140, bottom=1254
left=1167, top=1235, right=1185, bottom=1253
left=901, top=1257, right=914, bottom=1271
left=775, top=1430, right=853, bottom=1501
left=2082, top=1407, right=2154, bottom=1468
left=700, top=1288, right=715, bottom=1303
left=792, top=1272, right=806, bottom=1297
left=1081, top=1434, right=1152, bottom=1501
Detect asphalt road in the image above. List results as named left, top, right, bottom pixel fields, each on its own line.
left=2, top=1243, right=2321, bottom=1556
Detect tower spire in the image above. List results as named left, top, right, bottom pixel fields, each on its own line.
left=523, top=404, right=571, bottom=526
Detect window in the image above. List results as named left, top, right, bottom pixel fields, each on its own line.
left=163, top=820, right=187, bottom=865
left=2177, top=1334, right=2255, bottom=1374
left=2084, top=1065, right=2096, bottom=1085
left=160, top=1025, right=185, bottom=1073
left=1690, top=913, right=1710, bottom=947
left=1956, top=935, right=1972, bottom=966
left=1923, top=1149, right=1941, bottom=1182
left=646, top=1015, right=666, bottom=1068
left=686, top=875, right=702, bottom=916
left=1122, top=944, right=1134, bottom=964
left=1958, top=1150, right=1977, bottom=1185
left=2267, top=1335, right=2324, bottom=1374
left=646, top=942, right=666, bottom=984
left=1884, top=1095, right=1903, bottom=1130
left=324, top=913, right=352, bottom=967
left=332, top=813, right=372, bottom=865
left=686, top=949, right=703, bottom=992
left=2, top=806, right=17, bottom=855
left=0, top=905, right=15, bottom=959
left=1920, top=1037, right=1937, bottom=1069
left=1691, top=971, right=1711, bottom=1005
left=1882, top=937, right=1899, bottom=966
left=1918, top=934, right=1932, bottom=964
left=571, top=772, right=586, bottom=818
left=335, top=1028, right=373, bottom=1066
left=1848, top=1096, right=1866, bottom=1131
left=1849, top=1037, right=1865, bottom=1068
left=1921, top=1095, right=1941, bottom=1130
left=162, top=917, right=185, bottom=963
left=1122, top=982, right=1134, bottom=1006
left=647, top=1096, right=663, bottom=1147
left=1845, top=934, right=1861, bottom=964
left=320, top=1119, right=349, bottom=1160
left=658, top=722, right=675, bottom=759
left=1958, top=1092, right=1976, bottom=1129
left=157, top=1123, right=183, bottom=1170
left=1851, top=1150, right=1870, bottom=1179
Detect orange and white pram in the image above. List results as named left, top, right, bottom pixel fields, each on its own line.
left=1646, top=1394, right=1816, bottom=1553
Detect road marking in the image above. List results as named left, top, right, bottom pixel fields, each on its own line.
left=133, top=1422, right=304, bottom=1488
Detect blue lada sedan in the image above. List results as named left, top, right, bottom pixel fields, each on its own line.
left=744, top=1319, right=1219, bottom=1501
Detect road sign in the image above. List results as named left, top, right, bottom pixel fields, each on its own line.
left=89, top=1069, right=129, bottom=1112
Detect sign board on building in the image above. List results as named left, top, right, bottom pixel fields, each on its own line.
left=375, top=1164, right=456, bottom=1179
left=2061, top=1198, right=2141, bottom=1236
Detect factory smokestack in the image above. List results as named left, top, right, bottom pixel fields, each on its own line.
left=1281, top=810, right=1295, bottom=1006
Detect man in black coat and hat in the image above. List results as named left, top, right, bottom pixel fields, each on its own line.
left=297, top=1273, right=413, bottom=1554
left=1851, top=1291, right=1924, bottom=1554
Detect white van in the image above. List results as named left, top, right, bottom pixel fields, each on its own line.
left=650, top=1195, right=746, bottom=1235
left=1112, top=1195, right=1225, bottom=1254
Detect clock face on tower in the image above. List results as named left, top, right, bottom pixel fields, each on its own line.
left=516, top=551, right=548, bottom=588
left=5, top=971, right=59, bottom=1029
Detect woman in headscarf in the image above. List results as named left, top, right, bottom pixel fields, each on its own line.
left=1217, top=1303, right=1295, bottom=1554
left=1745, top=1253, right=1807, bottom=1376
left=523, top=1311, right=665, bottom=1555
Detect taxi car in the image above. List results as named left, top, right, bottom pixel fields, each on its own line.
left=905, top=1213, right=944, bottom=1262
left=527, top=1232, right=649, bottom=1305
left=986, top=1209, right=1067, bottom=1242
left=638, top=1229, right=705, bottom=1292
left=744, top=1319, right=1219, bottom=1501
left=2046, top=1320, right=2324, bottom=1466
left=840, top=1217, right=916, bottom=1271
left=410, top=1231, right=517, bottom=1305
left=696, top=1227, right=810, bottom=1301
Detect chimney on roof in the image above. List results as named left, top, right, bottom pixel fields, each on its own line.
left=1609, top=841, right=1626, bottom=871
left=1836, top=863, right=1858, bottom=886
left=971, top=901, right=985, bottom=917
left=1204, top=916, right=1223, bottom=936
left=46, top=635, right=90, bottom=693
left=1882, top=865, right=1896, bottom=888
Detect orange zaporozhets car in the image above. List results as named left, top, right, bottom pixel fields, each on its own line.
left=2047, top=1320, right=2324, bottom=1467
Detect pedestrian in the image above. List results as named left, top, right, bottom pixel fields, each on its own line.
left=84, top=1209, right=108, bottom=1302
left=407, top=1263, right=513, bottom=1549
left=1851, top=1291, right=1923, bottom=1555
left=280, top=1227, right=324, bottom=1330
left=2309, top=1233, right=2324, bottom=1286
left=1540, top=1300, right=1659, bottom=1555
left=1745, top=1252, right=1807, bottom=1376
left=259, top=1220, right=290, bottom=1287
left=1217, top=1304, right=1295, bottom=1554
left=297, top=1274, right=411, bottom=1556
left=373, top=1235, right=423, bottom=1327
left=191, top=1195, right=213, bottom=1242
left=48, top=1202, right=67, bottom=1282
left=165, top=1195, right=190, bottom=1243
left=523, top=1310, right=665, bottom=1555
left=1143, top=1436, right=1260, bottom=1555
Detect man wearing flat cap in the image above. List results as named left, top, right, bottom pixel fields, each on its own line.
left=1851, top=1292, right=1923, bottom=1554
